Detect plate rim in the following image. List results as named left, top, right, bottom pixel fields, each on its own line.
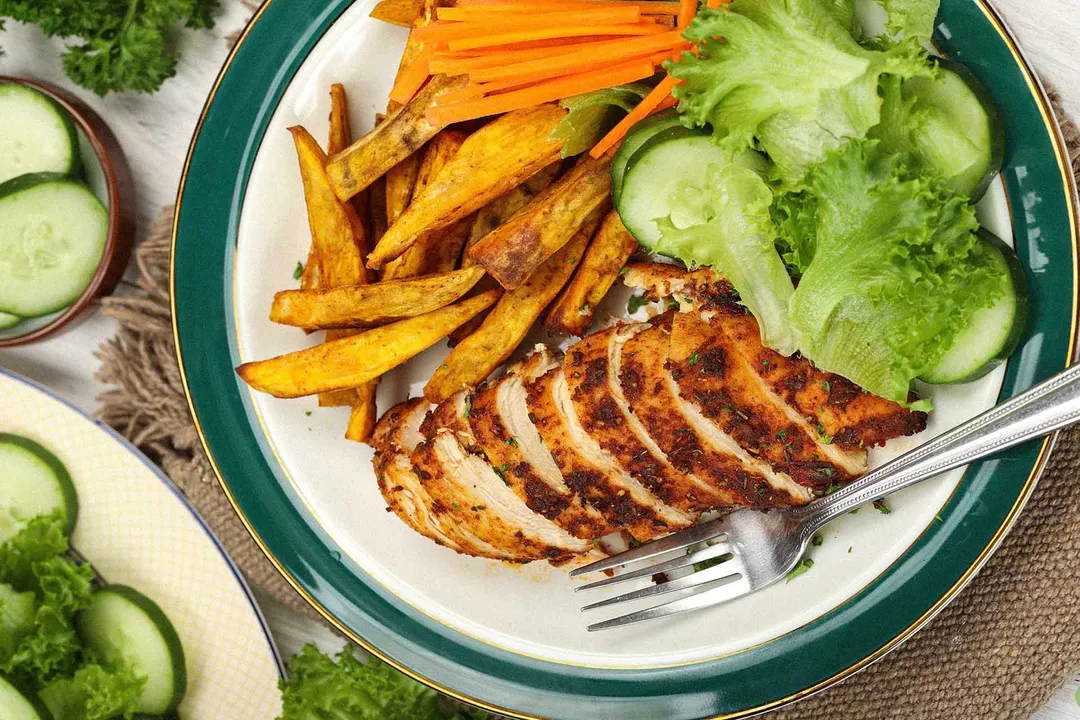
left=0, top=367, right=287, bottom=681
left=170, top=0, right=1080, bottom=717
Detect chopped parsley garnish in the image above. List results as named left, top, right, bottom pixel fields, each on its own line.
left=825, top=483, right=843, bottom=495
left=811, top=534, right=823, bottom=547
left=822, top=380, right=831, bottom=392
left=666, top=296, right=681, bottom=311
left=578, top=302, right=591, bottom=315
left=817, top=425, right=833, bottom=444
left=492, top=463, right=512, bottom=480
left=504, top=437, right=518, bottom=447
left=688, top=352, right=701, bottom=366
left=305, top=411, right=312, bottom=417
left=848, top=546, right=853, bottom=553
left=627, top=294, right=649, bottom=314
left=786, top=557, right=814, bottom=582
left=293, top=261, right=304, bottom=280
left=873, top=499, right=892, bottom=515
left=463, top=394, right=473, bottom=418
left=819, top=467, right=836, bottom=478
left=777, top=429, right=787, bottom=441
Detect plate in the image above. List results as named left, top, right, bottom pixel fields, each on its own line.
left=0, top=370, right=284, bottom=719
left=172, top=1, right=1080, bottom=717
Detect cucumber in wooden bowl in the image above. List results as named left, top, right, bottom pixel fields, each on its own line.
left=0, top=82, right=81, bottom=185
left=0, top=173, right=108, bottom=318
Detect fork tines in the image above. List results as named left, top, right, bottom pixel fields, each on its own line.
left=572, top=518, right=749, bottom=632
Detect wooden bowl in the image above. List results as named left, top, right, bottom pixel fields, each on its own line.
left=0, top=77, right=136, bottom=348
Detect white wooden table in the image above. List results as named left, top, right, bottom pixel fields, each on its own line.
left=1, top=1, right=1078, bottom=715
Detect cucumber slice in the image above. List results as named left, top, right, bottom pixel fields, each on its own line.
left=901, top=59, right=1004, bottom=201
left=0, top=311, right=21, bottom=330
left=921, top=231, right=1028, bottom=384
left=0, top=433, right=78, bottom=543
left=611, top=108, right=683, bottom=204
left=0, top=173, right=108, bottom=317
left=0, top=675, right=46, bottom=720
left=0, top=83, right=80, bottom=186
left=77, top=586, right=187, bottom=715
left=616, top=127, right=768, bottom=246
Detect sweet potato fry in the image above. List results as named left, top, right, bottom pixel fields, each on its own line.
left=544, top=209, right=639, bottom=336
left=468, top=153, right=612, bottom=289
left=270, top=267, right=486, bottom=330
left=371, top=0, right=426, bottom=27
left=367, top=103, right=568, bottom=268
left=384, top=156, right=421, bottom=227
left=385, top=130, right=471, bottom=280
left=463, top=161, right=561, bottom=268
left=237, top=290, right=501, bottom=399
left=423, top=229, right=590, bottom=403
left=325, top=73, right=467, bottom=202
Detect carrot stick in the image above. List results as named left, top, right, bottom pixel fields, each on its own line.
left=448, top=22, right=667, bottom=52
left=432, top=5, right=640, bottom=26
left=590, top=74, right=679, bottom=158
left=456, top=0, right=680, bottom=12
left=388, top=42, right=437, bottom=105
left=469, top=30, right=685, bottom=83
left=431, top=44, right=587, bottom=74
left=677, top=0, right=697, bottom=27
left=426, top=59, right=656, bottom=125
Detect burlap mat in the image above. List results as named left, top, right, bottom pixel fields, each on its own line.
left=94, top=94, right=1080, bottom=718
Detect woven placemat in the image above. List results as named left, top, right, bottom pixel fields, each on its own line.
left=95, top=95, right=1080, bottom=718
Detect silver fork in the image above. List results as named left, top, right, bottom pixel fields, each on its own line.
left=571, top=362, right=1080, bottom=631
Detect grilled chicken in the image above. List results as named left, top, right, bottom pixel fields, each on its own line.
left=373, top=265, right=927, bottom=565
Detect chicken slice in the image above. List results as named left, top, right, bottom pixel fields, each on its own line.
left=669, top=311, right=866, bottom=490
left=372, top=399, right=465, bottom=552
left=468, top=349, right=614, bottom=540
left=618, top=322, right=812, bottom=506
left=411, top=429, right=593, bottom=563
left=527, top=365, right=696, bottom=541
left=564, top=325, right=731, bottom=513
left=625, top=262, right=927, bottom=451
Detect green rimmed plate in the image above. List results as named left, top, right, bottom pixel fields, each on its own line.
left=172, top=1, right=1079, bottom=717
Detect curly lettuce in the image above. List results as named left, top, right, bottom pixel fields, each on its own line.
left=38, top=662, right=147, bottom=720
left=667, top=0, right=932, bottom=186
left=656, top=165, right=797, bottom=355
left=875, top=0, right=941, bottom=43
left=780, top=139, right=1006, bottom=403
left=279, top=644, right=488, bottom=720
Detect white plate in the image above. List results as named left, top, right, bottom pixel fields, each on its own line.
left=229, top=0, right=1018, bottom=670
left=0, top=369, right=284, bottom=718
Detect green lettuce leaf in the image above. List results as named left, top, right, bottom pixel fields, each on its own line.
left=0, top=582, right=35, bottom=663
left=668, top=0, right=931, bottom=183
left=0, top=513, right=69, bottom=592
left=785, top=139, right=1004, bottom=403
left=38, top=662, right=146, bottom=720
left=0, top=515, right=95, bottom=689
left=655, top=165, right=797, bottom=355
left=278, top=645, right=488, bottom=720
left=875, top=0, right=941, bottom=43
left=552, top=83, right=652, bottom=158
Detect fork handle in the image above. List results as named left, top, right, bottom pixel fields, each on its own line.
left=797, top=362, right=1080, bottom=534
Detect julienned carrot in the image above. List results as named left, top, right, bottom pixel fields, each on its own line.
left=469, top=30, right=685, bottom=83
left=388, top=42, right=437, bottom=105
left=426, top=59, right=656, bottom=126
left=456, top=0, right=681, bottom=12
left=590, top=74, right=680, bottom=158
left=430, top=44, right=585, bottom=74
left=448, top=22, right=667, bottom=52
left=677, top=0, right=696, bottom=27
left=416, top=7, right=642, bottom=41
left=433, top=5, right=640, bottom=25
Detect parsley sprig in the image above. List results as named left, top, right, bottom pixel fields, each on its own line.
left=0, top=0, right=219, bottom=95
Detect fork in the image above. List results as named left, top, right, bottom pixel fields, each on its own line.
left=571, top=362, right=1080, bottom=631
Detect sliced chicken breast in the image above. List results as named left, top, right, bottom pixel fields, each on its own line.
left=618, top=322, right=812, bottom=506
left=564, top=326, right=730, bottom=513
left=372, top=399, right=465, bottom=552
left=669, top=311, right=865, bottom=490
left=527, top=364, right=696, bottom=541
left=411, top=429, right=593, bottom=562
left=468, top=349, right=614, bottom=540
left=625, top=262, right=927, bottom=452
